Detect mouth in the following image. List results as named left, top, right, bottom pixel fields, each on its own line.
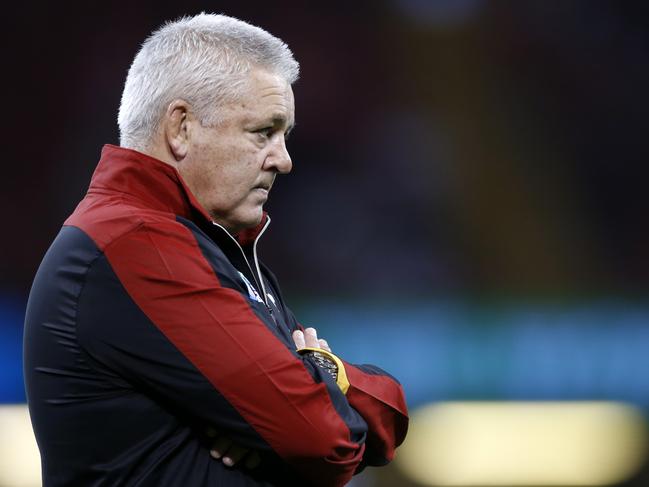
left=252, top=183, right=271, bottom=200
left=253, top=181, right=273, bottom=192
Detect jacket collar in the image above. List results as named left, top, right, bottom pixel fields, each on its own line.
left=90, top=144, right=269, bottom=244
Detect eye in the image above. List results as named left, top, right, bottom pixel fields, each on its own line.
left=254, top=127, right=274, bottom=140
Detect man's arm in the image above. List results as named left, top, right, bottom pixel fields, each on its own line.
left=75, top=220, right=374, bottom=487
left=343, top=362, right=409, bottom=468
left=286, top=315, right=409, bottom=469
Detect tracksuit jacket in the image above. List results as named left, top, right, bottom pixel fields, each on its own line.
left=23, top=145, right=409, bottom=486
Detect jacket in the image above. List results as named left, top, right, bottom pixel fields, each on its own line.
left=23, top=145, right=408, bottom=486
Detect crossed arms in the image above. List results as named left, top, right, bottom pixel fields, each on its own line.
left=77, top=220, right=408, bottom=486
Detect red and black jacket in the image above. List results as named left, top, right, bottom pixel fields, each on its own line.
left=23, top=145, right=408, bottom=487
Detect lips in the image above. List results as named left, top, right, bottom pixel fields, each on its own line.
left=253, top=180, right=273, bottom=192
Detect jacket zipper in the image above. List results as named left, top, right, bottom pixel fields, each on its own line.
left=211, top=220, right=273, bottom=313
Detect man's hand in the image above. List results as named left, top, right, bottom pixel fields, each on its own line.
left=206, top=427, right=261, bottom=469
left=293, top=327, right=345, bottom=387
left=292, top=327, right=332, bottom=352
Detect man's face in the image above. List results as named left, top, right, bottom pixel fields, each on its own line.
left=178, top=67, right=295, bottom=234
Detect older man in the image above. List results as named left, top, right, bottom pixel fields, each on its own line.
left=24, top=13, right=408, bottom=487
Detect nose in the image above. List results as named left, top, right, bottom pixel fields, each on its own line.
left=265, top=135, right=292, bottom=174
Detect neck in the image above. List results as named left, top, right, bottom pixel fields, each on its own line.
left=122, top=137, right=178, bottom=170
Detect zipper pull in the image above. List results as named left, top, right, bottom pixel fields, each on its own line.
left=266, top=302, right=279, bottom=327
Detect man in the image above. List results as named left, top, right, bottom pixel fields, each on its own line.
left=24, top=13, right=408, bottom=487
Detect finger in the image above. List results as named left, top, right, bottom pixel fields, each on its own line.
left=292, top=330, right=306, bottom=349
left=210, top=435, right=232, bottom=459
left=304, top=327, right=320, bottom=348
left=318, top=338, right=332, bottom=353
left=222, top=445, right=249, bottom=467
left=244, top=451, right=261, bottom=469
left=205, top=426, right=218, bottom=438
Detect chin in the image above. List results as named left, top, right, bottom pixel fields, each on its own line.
left=234, top=209, right=264, bottom=232
left=248, top=212, right=264, bottom=228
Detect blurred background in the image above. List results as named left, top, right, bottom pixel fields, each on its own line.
left=3, top=0, right=649, bottom=485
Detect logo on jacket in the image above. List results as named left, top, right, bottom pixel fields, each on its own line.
left=237, top=271, right=264, bottom=303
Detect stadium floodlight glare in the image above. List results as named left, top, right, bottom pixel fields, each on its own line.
left=396, top=401, right=647, bottom=486
left=0, top=405, right=41, bottom=487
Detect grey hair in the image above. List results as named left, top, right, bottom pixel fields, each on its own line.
left=117, top=13, right=299, bottom=150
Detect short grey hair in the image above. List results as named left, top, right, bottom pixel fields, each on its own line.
left=117, top=13, right=299, bottom=150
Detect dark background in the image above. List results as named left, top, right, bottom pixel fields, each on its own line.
left=5, top=0, right=649, bottom=299
left=3, top=1, right=649, bottom=486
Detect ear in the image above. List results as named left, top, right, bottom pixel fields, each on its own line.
left=163, top=100, right=191, bottom=161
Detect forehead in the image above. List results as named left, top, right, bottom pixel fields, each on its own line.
left=235, top=68, right=295, bottom=125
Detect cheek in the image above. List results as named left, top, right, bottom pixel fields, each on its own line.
left=225, top=148, right=263, bottom=187
left=188, top=134, right=262, bottom=200
left=210, top=159, right=257, bottom=203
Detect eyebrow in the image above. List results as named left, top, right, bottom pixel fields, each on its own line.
left=269, top=115, right=295, bottom=135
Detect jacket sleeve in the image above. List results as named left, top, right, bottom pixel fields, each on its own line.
left=75, top=221, right=368, bottom=487
left=343, top=363, right=409, bottom=468
left=286, top=313, right=409, bottom=469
